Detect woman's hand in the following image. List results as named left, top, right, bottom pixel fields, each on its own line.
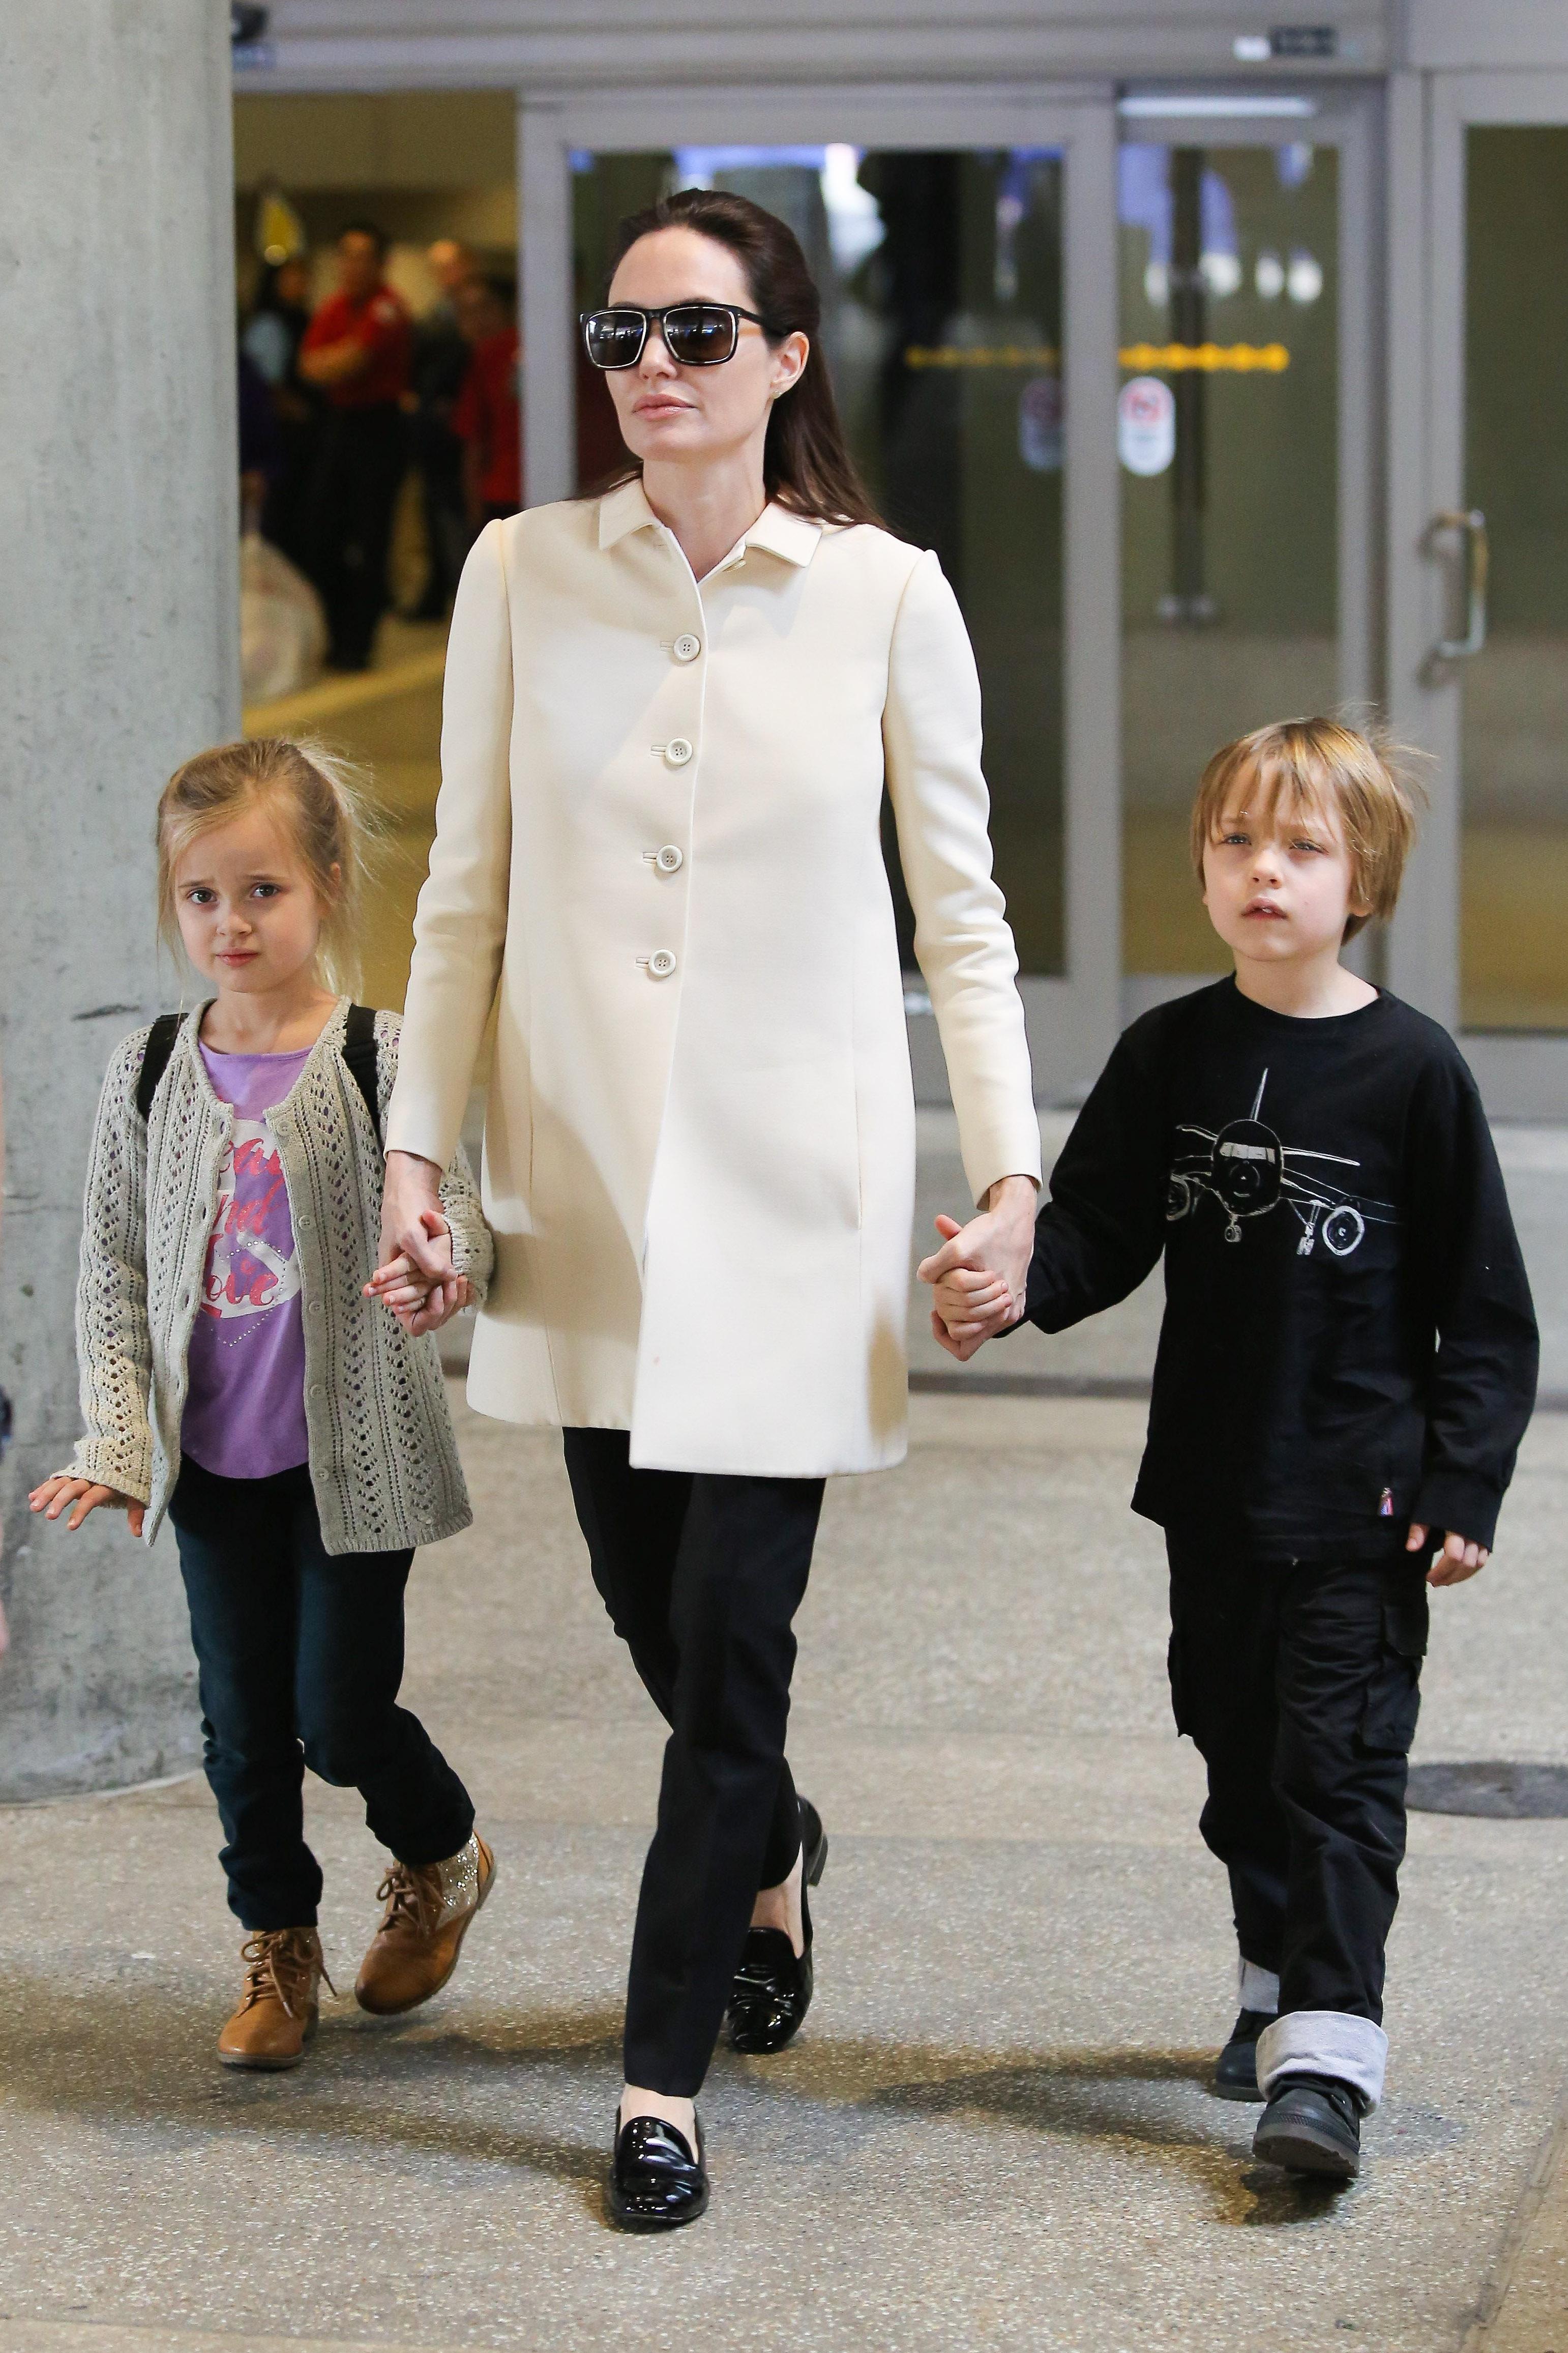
left=28, top=1477, right=145, bottom=1538
left=917, top=1176, right=1038, bottom=1360
left=1408, top=1523, right=1490, bottom=1586
left=377, top=1152, right=466, bottom=1334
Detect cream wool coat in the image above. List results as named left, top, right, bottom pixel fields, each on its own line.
left=387, top=480, right=1042, bottom=1477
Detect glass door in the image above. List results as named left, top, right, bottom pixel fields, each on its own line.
left=1113, top=94, right=1377, bottom=1014
left=520, top=93, right=1119, bottom=1102
left=1390, top=73, right=1568, bottom=1113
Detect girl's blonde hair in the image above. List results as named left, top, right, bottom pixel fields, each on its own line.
left=156, top=736, right=378, bottom=995
left=1190, top=717, right=1426, bottom=940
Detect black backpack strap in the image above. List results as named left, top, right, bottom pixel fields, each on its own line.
left=134, top=1014, right=182, bottom=1123
left=341, top=1004, right=383, bottom=1148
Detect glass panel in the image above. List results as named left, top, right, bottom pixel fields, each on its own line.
left=1461, top=126, right=1568, bottom=1031
left=571, top=146, right=1067, bottom=977
left=1118, top=140, right=1339, bottom=975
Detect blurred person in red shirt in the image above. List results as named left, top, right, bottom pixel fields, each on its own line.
left=452, top=276, right=522, bottom=526
left=407, top=239, right=480, bottom=617
left=299, top=222, right=413, bottom=670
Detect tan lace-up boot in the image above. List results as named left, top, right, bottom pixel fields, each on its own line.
left=355, top=1832, right=495, bottom=2016
left=217, top=1928, right=332, bottom=2070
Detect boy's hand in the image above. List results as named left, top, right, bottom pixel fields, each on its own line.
left=28, top=1476, right=145, bottom=1538
left=928, top=1247, right=1013, bottom=1358
left=919, top=1181, right=1034, bottom=1362
left=1408, top=1522, right=1489, bottom=1586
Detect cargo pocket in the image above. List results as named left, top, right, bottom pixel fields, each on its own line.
left=1358, top=1592, right=1430, bottom=1757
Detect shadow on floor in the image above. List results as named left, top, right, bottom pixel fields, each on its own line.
left=0, top=1973, right=1359, bottom=2230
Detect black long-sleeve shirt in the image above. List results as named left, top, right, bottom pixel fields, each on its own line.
left=1020, top=980, right=1538, bottom=1555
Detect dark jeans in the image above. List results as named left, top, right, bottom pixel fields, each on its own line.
left=305, top=402, right=406, bottom=670
left=563, top=1429, right=825, bottom=2096
left=170, top=1458, right=474, bottom=1931
left=1166, top=1529, right=1430, bottom=2025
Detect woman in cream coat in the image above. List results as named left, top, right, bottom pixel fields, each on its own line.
left=376, top=188, right=1041, bottom=2226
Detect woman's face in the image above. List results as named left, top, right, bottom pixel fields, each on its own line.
left=603, top=227, right=807, bottom=476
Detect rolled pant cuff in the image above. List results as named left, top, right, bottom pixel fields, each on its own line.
left=1238, top=1956, right=1281, bottom=2014
left=1257, top=2009, right=1388, bottom=2112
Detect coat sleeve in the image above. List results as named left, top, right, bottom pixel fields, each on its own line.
left=1019, top=1021, right=1170, bottom=1331
left=374, top=1013, right=494, bottom=1304
left=1406, top=1049, right=1539, bottom=1548
left=882, top=549, right=1042, bottom=1203
left=69, top=1033, right=156, bottom=1502
left=384, top=519, right=514, bottom=1171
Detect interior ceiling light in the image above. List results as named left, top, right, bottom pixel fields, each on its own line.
left=1118, top=95, right=1318, bottom=119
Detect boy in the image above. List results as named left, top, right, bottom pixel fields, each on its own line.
left=922, top=719, right=1537, bottom=2180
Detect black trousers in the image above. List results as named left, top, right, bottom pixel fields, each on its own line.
left=1166, top=1529, right=1430, bottom=2024
left=170, top=1459, right=474, bottom=1930
left=305, top=402, right=406, bottom=670
left=563, top=1429, right=825, bottom=2096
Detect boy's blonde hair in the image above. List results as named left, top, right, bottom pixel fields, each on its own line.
left=1190, top=717, right=1423, bottom=941
left=156, top=736, right=378, bottom=996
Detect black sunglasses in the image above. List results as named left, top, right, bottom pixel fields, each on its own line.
left=580, top=302, right=772, bottom=371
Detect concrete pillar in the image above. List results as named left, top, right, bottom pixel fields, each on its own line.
left=0, top=4, right=238, bottom=1796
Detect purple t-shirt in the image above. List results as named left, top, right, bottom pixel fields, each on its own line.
left=181, top=1044, right=313, bottom=1481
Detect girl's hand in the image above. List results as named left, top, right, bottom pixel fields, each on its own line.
left=1408, top=1522, right=1490, bottom=1586
left=365, top=1228, right=473, bottom=1335
left=364, top=1252, right=432, bottom=1314
left=391, top=1274, right=474, bottom=1335
left=28, top=1476, right=145, bottom=1538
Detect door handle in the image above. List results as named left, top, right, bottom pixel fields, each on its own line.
left=1430, top=508, right=1489, bottom=659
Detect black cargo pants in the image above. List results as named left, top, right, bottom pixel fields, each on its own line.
left=1165, top=1530, right=1429, bottom=2025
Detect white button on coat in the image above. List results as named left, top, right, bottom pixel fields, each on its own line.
left=647, top=950, right=677, bottom=978
left=673, top=633, right=701, bottom=662
left=388, top=480, right=1041, bottom=1478
left=664, top=737, right=694, bottom=767
left=655, top=845, right=684, bottom=874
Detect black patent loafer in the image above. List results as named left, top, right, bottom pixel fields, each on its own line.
left=728, top=1798, right=828, bottom=2057
left=1252, top=2072, right=1362, bottom=2180
left=1213, top=2007, right=1273, bottom=2102
left=607, top=2111, right=709, bottom=2230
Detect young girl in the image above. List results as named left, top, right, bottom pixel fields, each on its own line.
left=30, top=736, right=496, bottom=2071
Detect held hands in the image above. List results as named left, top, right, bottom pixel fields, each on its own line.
left=28, top=1478, right=145, bottom=1538
left=916, top=1175, right=1038, bottom=1363
left=1408, top=1522, right=1490, bottom=1587
left=368, top=1153, right=471, bottom=1337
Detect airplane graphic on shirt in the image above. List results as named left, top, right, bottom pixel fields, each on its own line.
left=1165, top=1070, right=1401, bottom=1257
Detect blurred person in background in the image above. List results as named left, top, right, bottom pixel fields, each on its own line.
left=299, top=222, right=413, bottom=671
left=242, top=255, right=322, bottom=575
left=405, top=239, right=479, bottom=618
left=237, top=347, right=281, bottom=534
left=452, top=275, right=522, bottom=527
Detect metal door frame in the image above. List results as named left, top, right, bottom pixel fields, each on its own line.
left=1113, top=83, right=1383, bottom=1001
left=518, top=83, right=1121, bottom=1106
left=1388, top=68, right=1568, bottom=1117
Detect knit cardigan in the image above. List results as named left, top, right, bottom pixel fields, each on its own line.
left=70, top=1000, right=493, bottom=1555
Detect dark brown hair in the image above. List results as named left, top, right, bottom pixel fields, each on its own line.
left=592, top=186, right=881, bottom=529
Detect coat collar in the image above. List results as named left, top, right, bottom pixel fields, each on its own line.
left=596, top=477, right=824, bottom=568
